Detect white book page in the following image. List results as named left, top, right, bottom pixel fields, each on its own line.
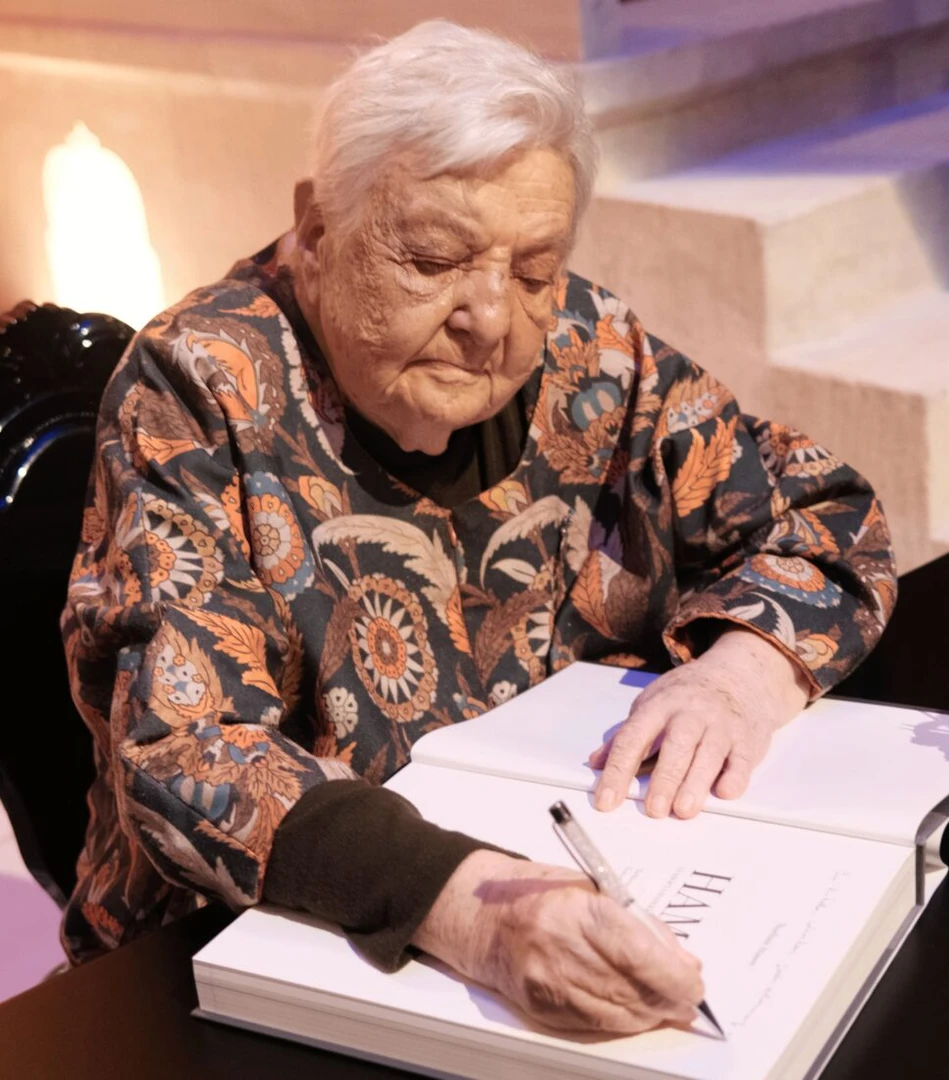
left=410, top=662, right=949, bottom=847
left=198, top=768, right=911, bottom=1080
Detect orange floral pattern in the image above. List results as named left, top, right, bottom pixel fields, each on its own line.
left=244, top=472, right=313, bottom=598
left=61, top=238, right=895, bottom=966
left=349, top=574, right=439, bottom=723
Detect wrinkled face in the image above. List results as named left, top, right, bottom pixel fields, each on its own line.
left=294, top=147, right=576, bottom=454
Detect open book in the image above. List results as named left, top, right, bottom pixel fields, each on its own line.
left=193, top=662, right=949, bottom=1080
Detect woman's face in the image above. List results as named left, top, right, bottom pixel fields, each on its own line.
left=296, top=147, right=576, bottom=455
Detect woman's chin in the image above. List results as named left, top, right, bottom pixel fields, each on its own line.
left=390, top=397, right=499, bottom=454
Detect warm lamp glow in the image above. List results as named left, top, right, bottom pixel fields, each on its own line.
left=43, top=122, right=165, bottom=330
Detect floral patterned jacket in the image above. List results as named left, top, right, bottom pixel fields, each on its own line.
left=61, top=238, right=896, bottom=963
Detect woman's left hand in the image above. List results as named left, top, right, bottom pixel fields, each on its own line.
left=590, top=628, right=812, bottom=819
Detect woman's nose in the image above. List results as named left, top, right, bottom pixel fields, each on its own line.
left=446, top=267, right=512, bottom=347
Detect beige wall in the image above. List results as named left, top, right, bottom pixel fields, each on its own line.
left=0, top=1, right=579, bottom=317
left=0, top=0, right=581, bottom=66
left=0, top=53, right=314, bottom=314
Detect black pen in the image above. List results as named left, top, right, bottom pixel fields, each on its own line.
left=549, top=800, right=726, bottom=1040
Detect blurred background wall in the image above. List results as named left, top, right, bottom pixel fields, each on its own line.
left=0, top=0, right=947, bottom=571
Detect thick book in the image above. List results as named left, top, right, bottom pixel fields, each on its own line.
left=193, top=662, right=949, bottom=1080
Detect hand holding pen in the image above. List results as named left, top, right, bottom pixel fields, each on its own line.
left=550, top=800, right=726, bottom=1039
left=415, top=844, right=706, bottom=1038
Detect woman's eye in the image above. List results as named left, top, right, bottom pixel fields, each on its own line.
left=412, top=258, right=454, bottom=276
left=518, top=275, right=550, bottom=294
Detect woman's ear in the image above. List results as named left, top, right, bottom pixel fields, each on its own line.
left=294, top=178, right=326, bottom=248
left=293, top=178, right=326, bottom=296
left=294, top=177, right=314, bottom=230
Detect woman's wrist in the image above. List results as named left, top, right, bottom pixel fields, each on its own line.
left=699, top=625, right=811, bottom=725
left=411, top=849, right=516, bottom=976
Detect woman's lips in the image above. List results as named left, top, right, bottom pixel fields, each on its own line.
left=412, top=359, right=481, bottom=382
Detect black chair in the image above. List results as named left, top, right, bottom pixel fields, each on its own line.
left=829, top=553, right=949, bottom=712
left=0, top=301, right=133, bottom=907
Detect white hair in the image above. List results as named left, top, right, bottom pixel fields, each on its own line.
left=307, top=20, right=598, bottom=239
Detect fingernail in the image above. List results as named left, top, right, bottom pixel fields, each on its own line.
left=595, top=786, right=619, bottom=811
left=675, top=793, right=695, bottom=817
left=647, top=795, right=670, bottom=818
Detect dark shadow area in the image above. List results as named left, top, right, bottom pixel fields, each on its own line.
left=829, top=553, right=949, bottom=712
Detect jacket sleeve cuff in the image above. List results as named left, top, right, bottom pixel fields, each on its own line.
left=663, top=610, right=823, bottom=701
left=262, top=778, right=515, bottom=972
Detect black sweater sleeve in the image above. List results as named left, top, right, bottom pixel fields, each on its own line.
left=263, top=779, right=511, bottom=972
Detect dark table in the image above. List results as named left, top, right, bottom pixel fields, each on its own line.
left=1, top=882, right=947, bottom=1080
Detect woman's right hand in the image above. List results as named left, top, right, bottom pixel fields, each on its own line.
left=412, top=849, right=704, bottom=1035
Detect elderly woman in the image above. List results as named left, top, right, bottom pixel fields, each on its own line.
left=63, top=21, right=895, bottom=1036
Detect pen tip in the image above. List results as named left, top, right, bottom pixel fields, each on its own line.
left=697, top=1001, right=726, bottom=1040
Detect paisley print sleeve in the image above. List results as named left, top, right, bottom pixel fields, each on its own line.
left=638, top=337, right=897, bottom=697
left=62, top=323, right=343, bottom=911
